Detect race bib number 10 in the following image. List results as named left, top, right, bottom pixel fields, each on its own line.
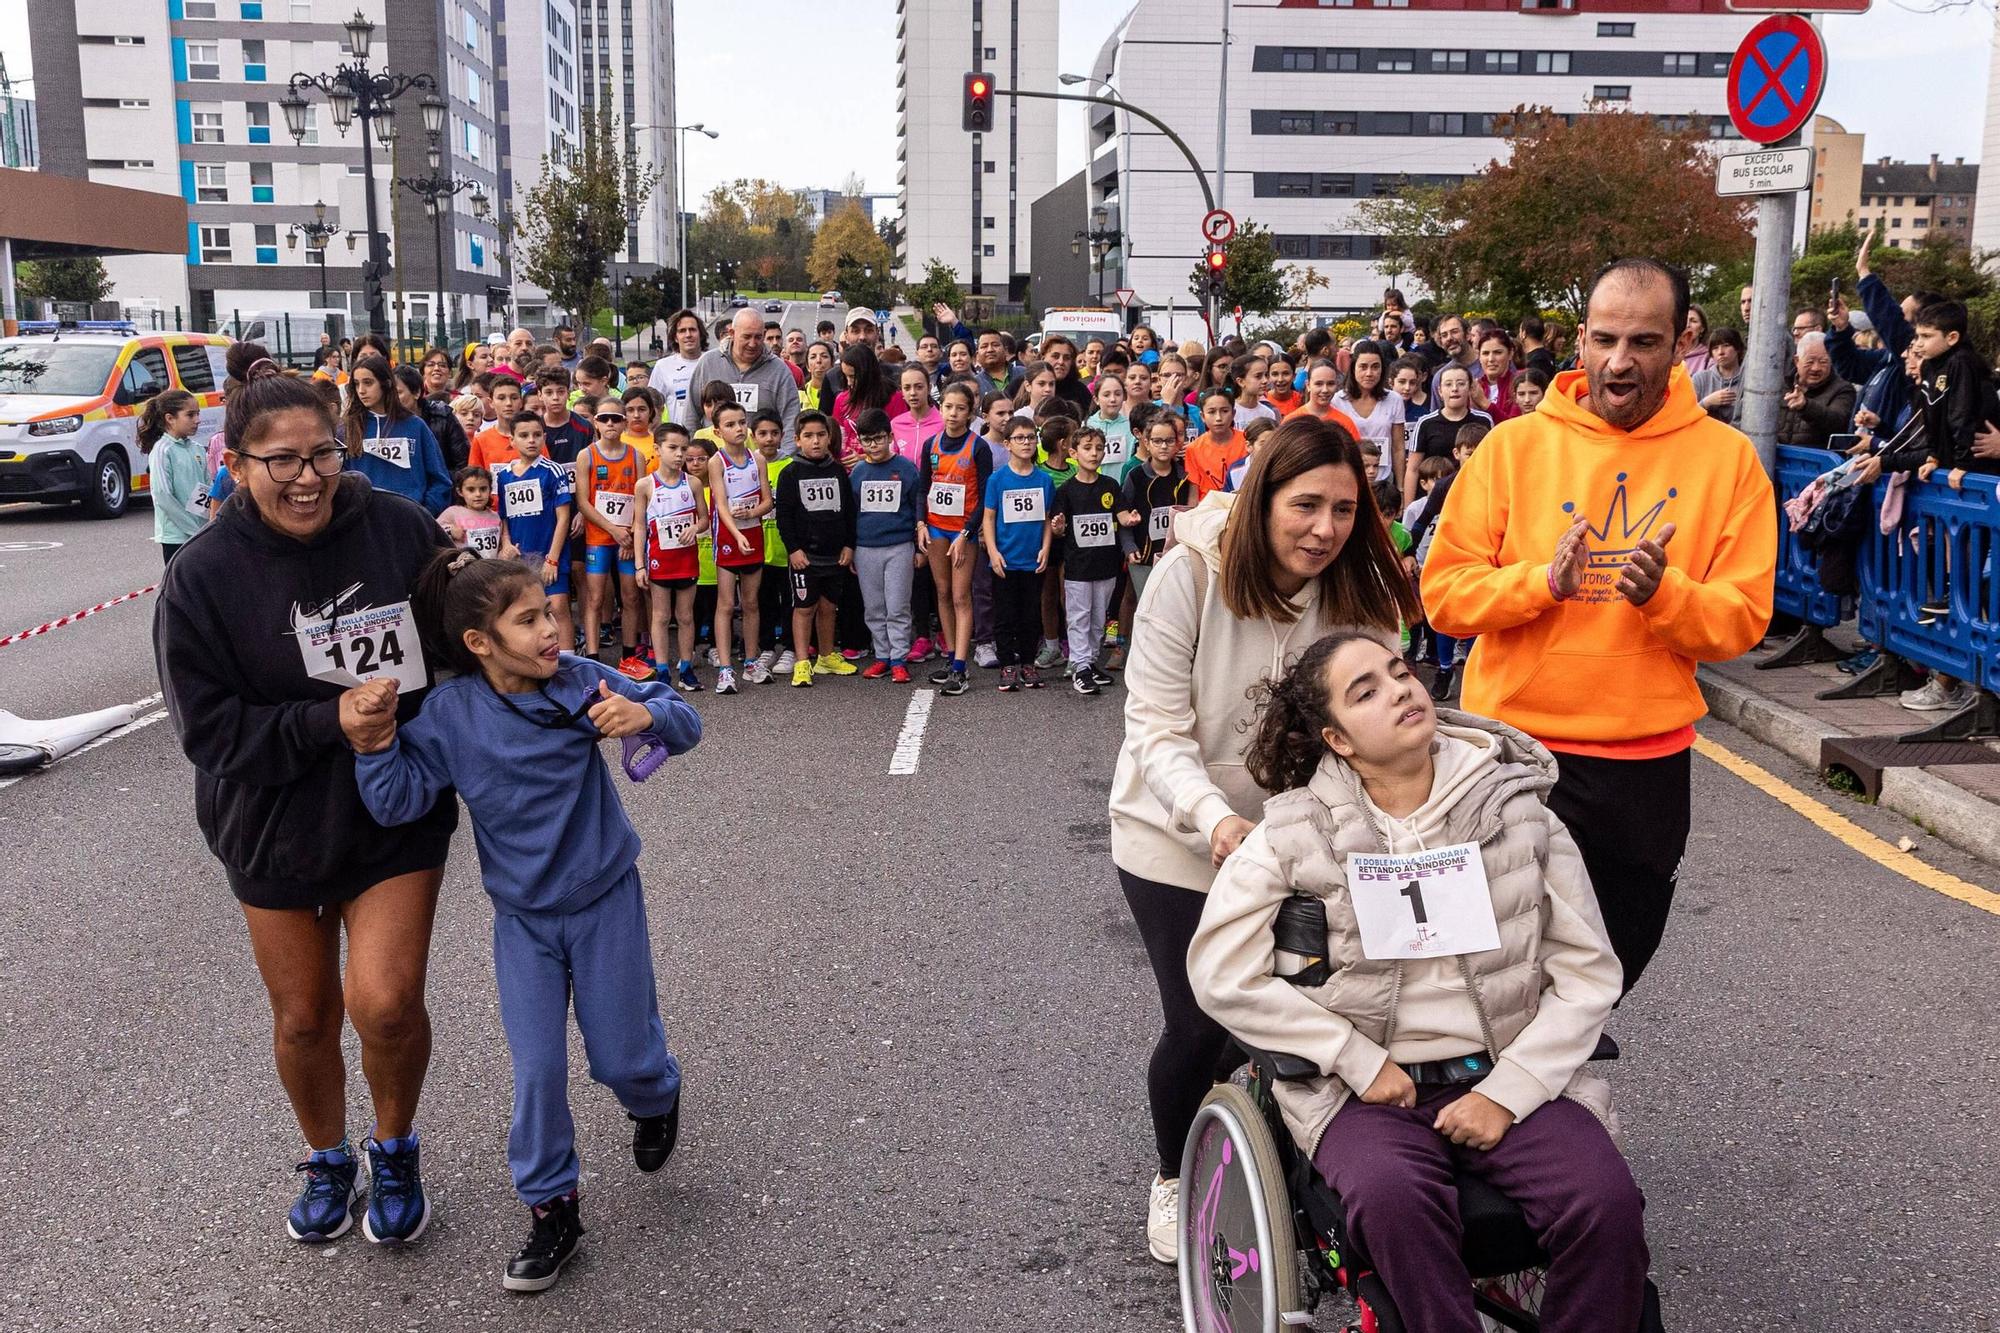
left=1149, top=507, right=1173, bottom=542
left=297, top=599, right=429, bottom=694
left=1345, top=843, right=1500, bottom=961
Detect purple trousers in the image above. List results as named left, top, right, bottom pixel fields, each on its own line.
left=1313, top=1084, right=1648, bottom=1333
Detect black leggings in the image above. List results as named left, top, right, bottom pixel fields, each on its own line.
left=1546, top=747, right=1692, bottom=997
left=992, top=568, right=1043, bottom=667
left=1119, top=865, right=1232, bottom=1180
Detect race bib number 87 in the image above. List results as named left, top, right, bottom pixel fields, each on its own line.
left=296, top=599, right=429, bottom=694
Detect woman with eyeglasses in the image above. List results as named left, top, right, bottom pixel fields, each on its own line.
left=152, top=340, right=461, bottom=1250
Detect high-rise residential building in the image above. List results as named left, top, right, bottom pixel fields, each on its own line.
left=573, top=0, right=678, bottom=274
left=497, top=0, right=582, bottom=327
left=805, top=187, right=899, bottom=228
left=1974, top=11, right=2000, bottom=256
left=1082, top=0, right=1768, bottom=327
left=27, top=0, right=508, bottom=339
left=1808, top=114, right=1864, bottom=232
left=895, top=0, right=1060, bottom=298
left=1, top=92, right=36, bottom=170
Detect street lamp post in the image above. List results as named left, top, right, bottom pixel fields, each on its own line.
left=1072, top=205, right=1121, bottom=307
left=285, top=199, right=345, bottom=309
left=675, top=124, right=717, bottom=313
left=397, top=93, right=489, bottom=350
left=281, top=10, right=437, bottom=336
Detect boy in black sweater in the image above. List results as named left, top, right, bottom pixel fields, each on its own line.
left=1055, top=427, right=1124, bottom=695
left=1910, top=299, right=2000, bottom=484
left=772, top=410, right=856, bottom=685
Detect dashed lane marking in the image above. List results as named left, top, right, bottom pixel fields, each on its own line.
left=888, top=689, right=935, bottom=775
left=0, top=694, right=169, bottom=791
left=1693, top=733, right=2000, bottom=916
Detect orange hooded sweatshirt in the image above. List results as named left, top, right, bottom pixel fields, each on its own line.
left=1421, top=365, right=1775, bottom=756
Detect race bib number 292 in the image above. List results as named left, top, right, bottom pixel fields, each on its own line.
left=296, top=599, right=429, bottom=694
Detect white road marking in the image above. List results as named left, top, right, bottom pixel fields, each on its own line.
left=0, top=693, right=168, bottom=790
left=888, top=689, right=935, bottom=775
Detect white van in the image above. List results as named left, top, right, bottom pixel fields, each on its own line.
left=223, top=309, right=348, bottom=362
left=1038, top=307, right=1125, bottom=347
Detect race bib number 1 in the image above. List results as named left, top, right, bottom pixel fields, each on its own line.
left=364, top=435, right=412, bottom=469
left=1345, top=844, right=1501, bottom=960
left=297, top=600, right=429, bottom=694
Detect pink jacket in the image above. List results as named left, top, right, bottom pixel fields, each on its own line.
left=891, top=407, right=942, bottom=465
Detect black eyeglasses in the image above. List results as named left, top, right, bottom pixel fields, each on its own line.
left=237, top=446, right=345, bottom=483
left=596, top=413, right=626, bottom=424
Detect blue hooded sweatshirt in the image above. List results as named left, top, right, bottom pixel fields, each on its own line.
left=344, top=411, right=454, bottom=514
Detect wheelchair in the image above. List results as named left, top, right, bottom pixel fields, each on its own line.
left=1177, top=1043, right=1666, bottom=1333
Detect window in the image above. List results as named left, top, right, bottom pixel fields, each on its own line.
left=1483, top=51, right=1519, bottom=73
left=1314, top=236, right=1353, bottom=259
left=1376, top=50, right=1415, bottom=72
left=251, top=161, right=274, bottom=202
left=171, top=344, right=217, bottom=394
left=247, top=101, right=271, bottom=143
left=1276, top=113, right=1315, bottom=134
left=1280, top=48, right=1316, bottom=70
left=1597, top=21, right=1634, bottom=36
left=983, top=161, right=995, bottom=173
left=1914, top=217, right=1929, bottom=229
left=1329, top=49, right=1359, bottom=71
left=297, top=103, right=318, bottom=145
left=241, top=1, right=264, bottom=16
left=1890, top=217, right=1902, bottom=228
left=983, top=216, right=995, bottom=229
left=195, top=163, right=228, bottom=202
left=1372, top=176, right=1400, bottom=196
left=983, top=46, right=996, bottom=60
left=191, top=108, right=224, bottom=143
left=466, top=68, right=482, bottom=108
left=186, top=41, right=221, bottom=80
left=1428, top=112, right=1465, bottom=135
left=1892, top=196, right=1904, bottom=206
left=122, top=349, right=171, bottom=401
left=463, top=120, right=482, bottom=162
left=255, top=223, right=278, bottom=263
left=1592, top=85, right=1631, bottom=101
left=1377, top=112, right=1412, bottom=134
left=118, top=98, right=150, bottom=108
left=982, top=245, right=995, bottom=257
left=1661, top=53, right=1698, bottom=75
left=291, top=0, right=311, bottom=16
left=1274, top=174, right=1312, bottom=196
left=1328, top=174, right=1355, bottom=196
left=1533, top=52, right=1571, bottom=74
left=463, top=10, right=479, bottom=51
left=1275, top=235, right=1308, bottom=258
left=1431, top=50, right=1468, bottom=72
left=241, top=39, right=266, bottom=81
left=113, top=34, right=145, bottom=46
left=183, top=0, right=218, bottom=15
left=198, top=224, right=231, bottom=263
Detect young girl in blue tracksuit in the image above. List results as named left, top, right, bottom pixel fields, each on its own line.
left=341, top=353, right=453, bottom=513
left=354, top=549, right=700, bottom=1294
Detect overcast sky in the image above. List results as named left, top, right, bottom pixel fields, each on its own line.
left=1, top=1, right=1989, bottom=200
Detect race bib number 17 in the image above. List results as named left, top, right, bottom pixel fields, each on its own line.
left=296, top=599, right=429, bottom=694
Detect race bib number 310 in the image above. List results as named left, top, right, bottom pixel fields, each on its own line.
left=1345, top=844, right=1500, bottom=960
left=800, top=477, right=842, bottom=512
left=296, top=600, right=429, bottom=694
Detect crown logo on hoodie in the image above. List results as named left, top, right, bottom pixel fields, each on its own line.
left=1562, top=473, right=1674, bottom=568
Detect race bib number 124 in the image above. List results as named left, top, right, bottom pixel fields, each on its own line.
left=296, top=600, right=429, bottom=694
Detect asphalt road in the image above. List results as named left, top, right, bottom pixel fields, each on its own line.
left=2, top=503, right=1996, bottom=1332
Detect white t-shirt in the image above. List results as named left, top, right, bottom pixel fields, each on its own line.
left=1333, top=390, right=1408, bottom=480
left=655, top=353, right=702, bottom=430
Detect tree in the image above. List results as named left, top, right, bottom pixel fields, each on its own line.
left=515, top=93, right=660, bottom=329
left=14, top=257, right=113, bottom=305
left=906, top=260, right=962, bottom=332
left=1185, top=221, right=1328, bottom=316
left=809, top=202, right=895, bottom=293
left=1356, top=106, right=1754, bottom=319
left=1700, top=223, right=1994, bottom=339
left=689, top=179, right=815, bottom=292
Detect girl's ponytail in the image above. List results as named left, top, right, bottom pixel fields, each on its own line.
left=1243, top=631, right=1380, bottom=793
left=137, top=389, right=198, bottom=455
left=412, top=546, right=539, bottom=679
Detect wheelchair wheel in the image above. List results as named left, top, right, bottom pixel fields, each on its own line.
left=1178, top=1083, right=1306, bottom=1333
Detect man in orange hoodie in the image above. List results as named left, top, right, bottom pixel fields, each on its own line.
left=1423, top=258, right=1776, bottom=994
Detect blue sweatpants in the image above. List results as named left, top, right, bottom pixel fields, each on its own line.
left=493, top=869, right=682, bottom=1206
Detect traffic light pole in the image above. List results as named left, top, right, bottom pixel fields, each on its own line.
left=990, top=86, right=1218, bottom=335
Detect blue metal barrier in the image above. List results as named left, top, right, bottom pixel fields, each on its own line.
left=1772, top=445, right=1848, bottom=628
left=1856, top=470, right=2000, bottom=694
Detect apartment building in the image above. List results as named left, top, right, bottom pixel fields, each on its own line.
left=895, top=0, right=1060, bottom=298
left=573, top=0, right=678, bottom=272
left=497, top=0, right=582, bottom=326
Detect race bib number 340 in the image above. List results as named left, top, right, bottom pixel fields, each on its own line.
left=296, top=600, right=429, bottom=694
left=1345, top=843, right=1500, bottom=960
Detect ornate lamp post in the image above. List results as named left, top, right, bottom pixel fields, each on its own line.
left=280, top=10, right=437, bottom=335
left=1071, top=204, right=1122, bottom=306
left=397, top=93, right=489, bottom=349
left=284, top=199, right=350, bottom=309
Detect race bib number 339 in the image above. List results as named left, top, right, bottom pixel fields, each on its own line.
left=1345, top=843, right=1500, bottom=960
left=296, top=600, right=429, bottom=694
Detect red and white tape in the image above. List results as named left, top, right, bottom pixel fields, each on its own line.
left=0, top=585, right=159, bottom=650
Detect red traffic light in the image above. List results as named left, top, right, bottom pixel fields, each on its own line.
left=963, top=72, right=993, bottom=132
left=1205, top=249, right=1227, bottom=271
left=970, top=77, right=989, bottom=95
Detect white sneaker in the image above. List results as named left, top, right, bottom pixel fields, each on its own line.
left=773, top=649, right=796, bottom=674
left=973, top=642, right=999, bottom=669
left=744, top=660, right=772, bottom=685
left=701, top=645, right=722, bottom=667
left=755, top=649, right=777, bottom=674
left=1146, top=1175, right=1179, bottom=1264
left=1899, top=679, right=1967, bottom=712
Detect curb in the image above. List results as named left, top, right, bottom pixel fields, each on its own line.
left=1698, top=669, right=2000, bottom=867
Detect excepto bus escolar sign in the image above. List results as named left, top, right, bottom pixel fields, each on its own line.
left=1715, top=146, right=1813, bottom=197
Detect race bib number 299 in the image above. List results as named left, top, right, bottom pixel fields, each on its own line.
left=296, top=600, right=429, bottom=694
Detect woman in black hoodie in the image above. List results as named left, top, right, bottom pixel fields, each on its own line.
left=153, top=343, right=457, bottom=1247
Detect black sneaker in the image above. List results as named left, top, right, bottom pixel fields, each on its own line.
left=1429, top=667, right=1455, bottom=703
left=631, top=1099, right=680, bottom=1174
left=938, top=669, right=969, bottom=696
left=504, top=1192, right=585, bottom=1293
left=1087, top=666, right=1116, bottom=689
left=1917, top=600, right=1948, bottom=625
left=928, top=665, right=956, bottom=686
left=1072, top=669, right=1100, bottom=696
left=1021, top=665, right=1045, bottom=689
left=995, top=665, right=1020, bottom=692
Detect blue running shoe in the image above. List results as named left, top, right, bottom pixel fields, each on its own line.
left=361, top=1133, right=431, bottom=1244
left=287, top=1145, right=360, bottom=1242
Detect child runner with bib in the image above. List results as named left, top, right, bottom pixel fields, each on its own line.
left=982, top=416, right=1057, bottom=692
left=848, top=408, right=922, bottom=681
left=576, top=401, right=651, bottom=679
left=634, top=422, right=709, bottom=693
left=752, top=409, right=794, bottom=679
left=705, top=401, right=773, bottom=693
left=772, top=411, right=857, bottom=685
left=1186, top=630, right=1644, bottom=1333
left=439, top=466, right=503, bottom=558
left=1054, top=428, right=1123, bottom=695
left=916, top=382, right=991, bottom=696
left=1117, top=414, right=1192, bottom=606
left=495, top=413, right=576, bottom=651
left=355, top=551, right=700, bottom=1296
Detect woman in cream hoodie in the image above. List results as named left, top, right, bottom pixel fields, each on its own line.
left=1109, top=414, right=1417, bottom=1263
left=1189, top=631, right=1643, bottom=1333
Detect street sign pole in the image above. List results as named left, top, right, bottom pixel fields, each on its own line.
left=1739, top=134, right=1799, bottom=479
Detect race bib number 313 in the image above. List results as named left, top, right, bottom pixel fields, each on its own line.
left=296, top=600, right=429, bottom=694
left=1345, top=843, right=1500, bottom=960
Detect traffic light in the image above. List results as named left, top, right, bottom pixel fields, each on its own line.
left=1204, top=245, right=1228, bottom=299
left=963, top=72, right=992, bottom=132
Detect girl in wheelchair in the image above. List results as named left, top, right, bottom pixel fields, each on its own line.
left=1187, top=630, right=1650, bottom=1333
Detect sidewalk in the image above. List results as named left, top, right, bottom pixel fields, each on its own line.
left=1699, top=635, right=2000, bottom=866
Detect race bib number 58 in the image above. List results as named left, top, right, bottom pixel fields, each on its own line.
left=296, top=600, right=429, bottom=694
